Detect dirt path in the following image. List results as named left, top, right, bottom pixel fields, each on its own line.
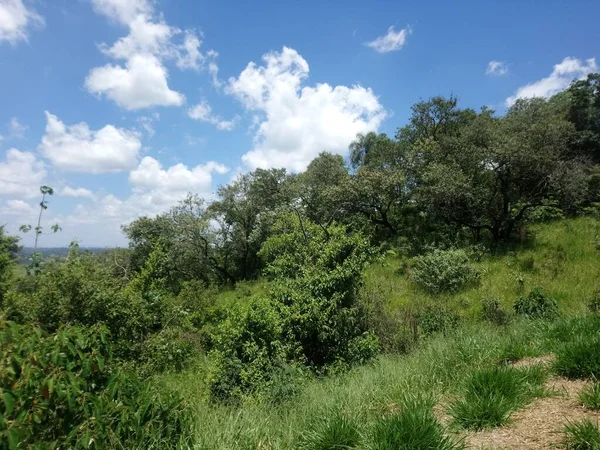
left=463, top=377, right=599, bottom=449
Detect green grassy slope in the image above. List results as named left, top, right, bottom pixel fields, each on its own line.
left=160, top=217, right=600, bottom=449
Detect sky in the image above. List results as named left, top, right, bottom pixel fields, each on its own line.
left=0, top=0, right=599, bottom=247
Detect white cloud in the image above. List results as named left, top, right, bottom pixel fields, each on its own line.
left=91, top=0, right=152, bottom=25
left=60, top=186, right=96, bottom=199
left=9, top=117, right=27, bottom=138
left=366, top=26, right=410, bottom=53
left=506, top=57, right=597, bottom=106
left=188, top=101, right=237, bottom=131
left=486, top=60, right=508, bottom=76
left=0, top=148, right=46, bottom=198
left=130, top=156, right=228, bottom=194
left=227, top=47, right=386, bottom=171
left=85, top=54, right=185, bottom=110
left=0, top=199, right=36, bottom=215
left=39, top=111, right=142, bottom=173
left=0, top=0, right=44, bottom=44
left=87, top=0, right=218, bottom=110
left=137, top=112, right=159, bottom=137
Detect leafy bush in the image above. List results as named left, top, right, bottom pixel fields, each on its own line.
left=554, top=335, right=600, bottom=379
left=412, top=249, right=478, bottom=294
left=0, top=320, right=191, bottom=449
left=563, top=418, right=600, bottom=449
left=514, top=287, right=558, bottom=320
left=448, top=366, right=547, bottom=430
left=207, top=297, right=291, bottom=403
left=140, top=327, right=199, bottom=376
left=417, top=304, right=460, bottom=335
left=579, top=382, right=600, bottom=410
left=298, top=410, right=361, bottom=450
left=588, top=291, right=600, bottom=313
left=372, top=395, right=463, bottom=450
left=481, top=297, right=510, bottom=326
left=358, top=285, right=418, bottom=354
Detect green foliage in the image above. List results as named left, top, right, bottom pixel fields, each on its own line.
left=448, top=366, right=547, bottom=430
left=514, top=287, right=558, bottom=319
left=588, top=291, right=600, bottom=313
left=563, top=418, right=600, bottom=450
left=579, top=382, right=600, bottom=410
left=0, top=320, right=191, bottom=449
left=554, top=335, right=600, bottom=379
left=140, top=327, right=198, bottom=376
left=417, top=304, right=460, bottom=335
left=298, top=410, right=361, bottom=450
left=412, top=249, right=478, bottom=294
left=208, top=297, right=291, bottom=403
left=481, top=297, right=510, bottom=325
left=0, top=227, right=19, bottom=306
left=372, top=395, right=463, bottom=450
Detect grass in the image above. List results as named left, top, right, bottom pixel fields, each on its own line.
left=155, top=217, right=600, bottom=449
left=362, top=217, right=600, bottom=321
left=371, top=395, right=463, bottom=450
left=448, top=365, right=547, bottom=430
left=298, top=409, right=361, bottom=450
left=579, top=382, right=600, bottom=410
left=563, top=418, right=600, bottom=449
left=554, top=334, right=600, bottom=379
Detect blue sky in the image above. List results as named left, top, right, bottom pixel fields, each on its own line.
left=1, top=0, right=599, bottom=247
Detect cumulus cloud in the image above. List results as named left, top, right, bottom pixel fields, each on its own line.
left=85, top=54, right=185, bottom=110
left=38, top=111, right=142, bottom=173
left=91, top=0, right=152, bottom=25
left=8, top=117, right=27, bottom=138
left=0, top=199, right=36, bottom=215
left=506, top=57, right=597, bottom=106
left=188, top=101, right=237, bottom=130
left=486, top=60, right=508, bottom=76
left=227, top=47, right=386, bottom=171
left=60, top=186, right=96, bottom=199
left=0, top=148, right=46, bottom=198
left=87, top=0, right=219, bottom=110
left=0, top=0, right=44, bottom=44
left=366, top=26, right=410, bottom=53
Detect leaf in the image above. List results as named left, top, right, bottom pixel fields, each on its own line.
left=3, top=392, right=15, bottom=415
left=7, top=428, right=19, bottom=450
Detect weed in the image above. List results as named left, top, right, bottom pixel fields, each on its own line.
left=299, top=410, right=361, bottom=450
left=372, top=395, right=463, bottom=450
left=554, top=335, right=600, bottom=379
left=514, top=287, right=558, bottom=320
left=448, top=366, right=546, bottom=430
left=482, top=297, right=510, bottom=326
left=579, top=382, right=600, bottom=410
left=563, top=418, right=600, bottom=449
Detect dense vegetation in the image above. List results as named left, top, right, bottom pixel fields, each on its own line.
left=1, top=74, right=600, bottom=448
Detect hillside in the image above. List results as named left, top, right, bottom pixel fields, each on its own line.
left=157, top=217, right=600, bottom=449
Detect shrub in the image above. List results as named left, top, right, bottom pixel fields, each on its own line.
left=358, top=285, right=418, bottom=354
left=588, top=291, right=600, bottom=313
left=514, top=287, right=558, bottom=320
left=481, top=297, right=510, bottom=326
left=372, top=395, right=463, bottom=450
left=298, top=410, right=361, bottom=450
left=563, top=418, right=600, bottom=449
left=579, top=382, right=600, bottom=410
left=140, top=327, right=199, bottom=376
left=417, top=304, right=460, bottom=335
left=207, top=297, right=291, bottom=403
left=448, top=366, right=546, bottom=430
left=412, top=249, right=478, bottom=294
left=554, top=335, right=600, bottom=379
left=0, top=320, right=191, bottom=449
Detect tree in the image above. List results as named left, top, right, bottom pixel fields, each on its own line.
left=19, top=186, right=61, bottom=250
left=0, top=226, right=20, bottom=305
left=419, top=98, right=587, bottom=240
